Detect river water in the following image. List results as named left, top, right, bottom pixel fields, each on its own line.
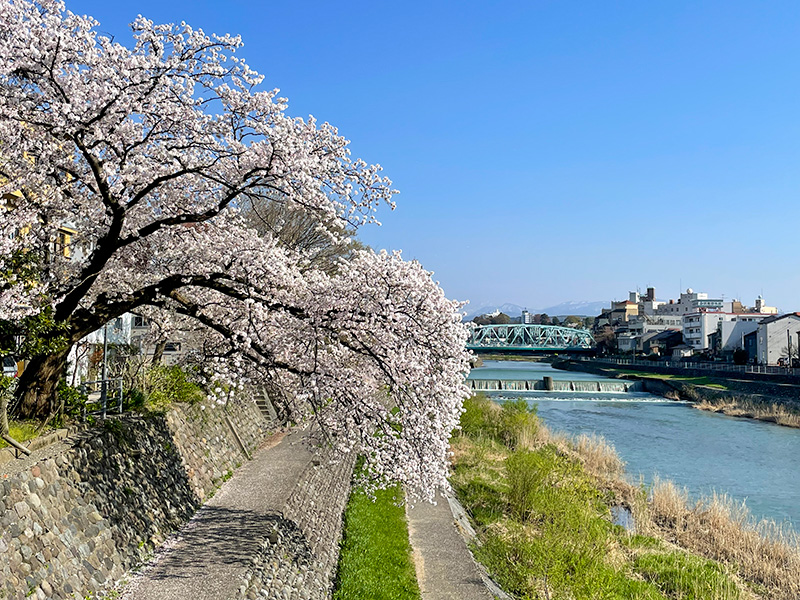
left=468, top=360, right=800, bottom=532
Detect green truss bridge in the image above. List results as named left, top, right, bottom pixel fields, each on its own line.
left=467, top=324, right=596, bottom=353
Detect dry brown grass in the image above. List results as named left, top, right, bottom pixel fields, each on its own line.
left=632, top=478, right=800, bottom=600
left=694, top=397, right=800, bottom=428
left=573, top=432, right=625, bottom=478
left=455, top=395, right=800, bottom=599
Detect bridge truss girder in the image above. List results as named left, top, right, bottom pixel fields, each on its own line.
left=466, top=324, right=595, bottom=352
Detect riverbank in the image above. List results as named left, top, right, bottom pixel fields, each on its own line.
left=452, top=395, right=800, bottom=600
left=553, top=359, right=800, bottom=429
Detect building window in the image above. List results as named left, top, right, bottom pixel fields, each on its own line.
left=164, top=342, right=182, bottom=353
left=53, top=229, right=71, bottom=258
left=133, top=315, right=148, bottom=328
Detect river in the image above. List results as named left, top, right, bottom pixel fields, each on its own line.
left=467, top=360, right=800, bottom=532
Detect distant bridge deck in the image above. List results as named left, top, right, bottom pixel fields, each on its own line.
left=467, top=323, right=596, bottom=353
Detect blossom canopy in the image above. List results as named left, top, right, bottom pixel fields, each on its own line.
left=0, top=0, right=470, bottom=499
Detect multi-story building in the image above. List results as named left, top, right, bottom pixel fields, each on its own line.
left=597, top=286, right=781, bottom=357
left=596, top=292, right=640, bottom=328
left=656, top=289, right=723, bottom=317
left=709, top=320, right=761, bottom=355
left=755, top=313, right=800, bottom=365
left=682, top=311, right=769, bottom=351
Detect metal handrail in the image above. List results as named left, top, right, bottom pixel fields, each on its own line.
left=79, top=377, right=124, bottom=420
left=583, top=357, right=800, bottom=378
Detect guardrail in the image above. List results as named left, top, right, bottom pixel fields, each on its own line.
left=79, top=377, right=124, bottom=420
left=578, top=357, right=800, bottom=378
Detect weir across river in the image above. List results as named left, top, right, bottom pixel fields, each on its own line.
left=468, top=378, right=643, bottom=393
left=469, top=359, right=800, bottom=531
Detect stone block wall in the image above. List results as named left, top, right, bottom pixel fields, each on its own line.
left=0, top=400, right=272, bottom=600
left=243, top=449, right=357, bottom=600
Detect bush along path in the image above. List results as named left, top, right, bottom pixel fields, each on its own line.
left=450, top=395, right=800, bottom=600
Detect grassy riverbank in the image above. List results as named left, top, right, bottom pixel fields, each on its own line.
left=618, top=371, right=800, bottom=428
left=452, top=395, right=800, bottom=599
left=333, top=481, right=420, bottom=600
left=692, top=396, right=800, bottom=428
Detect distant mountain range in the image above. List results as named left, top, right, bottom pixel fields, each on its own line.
left=464, top=300, right=608, bottom=321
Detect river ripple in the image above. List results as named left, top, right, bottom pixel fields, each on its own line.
left=468, top=360, right=800, bottom=532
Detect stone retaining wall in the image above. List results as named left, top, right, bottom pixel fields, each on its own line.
left=0, top=400, right=272, bottom=600
left=243, top=448, right=356, bottom=600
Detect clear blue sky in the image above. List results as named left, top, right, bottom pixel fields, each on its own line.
left=68, top=0, right=800, bottom=312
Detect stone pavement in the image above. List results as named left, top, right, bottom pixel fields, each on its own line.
left=119, top=430, right=313, bottom=600
left=406, top=490, right=497, bottom=600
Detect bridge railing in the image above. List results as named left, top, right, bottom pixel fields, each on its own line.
left=467, top=323, right=595, bottom=350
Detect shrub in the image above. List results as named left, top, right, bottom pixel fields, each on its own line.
left=123, top=387, right=146, bottom=412
left=58, top=379, right=89, bottom=419
left=143, top=365, right=205, bottom=408
left=505, top=449, right=548, bottom=522
left=459, top=393, right=501, bottom=439
left=499, top=399, right=538, bottom=450
left=459, top=394, right=539, bottom=450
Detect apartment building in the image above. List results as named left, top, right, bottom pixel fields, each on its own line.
left=755, top=313, right=800, bottom=366
left=682, top=311, right=769, bottom=351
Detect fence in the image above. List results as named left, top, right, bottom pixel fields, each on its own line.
left=578, top=356, right=800, bottom=379
left=79, top=377, right=124, bottom=420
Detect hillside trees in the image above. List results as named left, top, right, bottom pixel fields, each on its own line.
left=472, top=312, right=512, bottom=326
left=0, top=0, right=469, bottom=498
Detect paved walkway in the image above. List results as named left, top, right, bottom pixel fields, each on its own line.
left=120, top=430, right=313, bottom=600
left=117, top=429, right=499, bottom=600
left=407, top=491, right=495, bottom=600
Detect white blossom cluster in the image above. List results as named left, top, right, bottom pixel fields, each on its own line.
left=0, top=0, right=470, bottom=499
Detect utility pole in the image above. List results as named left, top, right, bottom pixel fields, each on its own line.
left=787, top=329, right=792, bottom=372
left=101, top=322, right=108, bottom=419
left=796, top=330, right=800, bottom=372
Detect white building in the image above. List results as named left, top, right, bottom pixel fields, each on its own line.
left=715, top=320, right=761, bottom=353
left=755, top=313, right=800, bottom=366
left=656, top=289, right=723, bottom=317
left=627, top=314, right=683, bottom=335
left=66, top=313, right=191, bottom=385
left=682, top=311, right=769, bottom=351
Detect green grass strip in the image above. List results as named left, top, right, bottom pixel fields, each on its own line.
left=333, top=484, right=421, bottom=600
left=0, top=420, right=43, bottom=448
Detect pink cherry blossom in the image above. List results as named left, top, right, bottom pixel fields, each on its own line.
left=0, top=0, right=470, bottom=500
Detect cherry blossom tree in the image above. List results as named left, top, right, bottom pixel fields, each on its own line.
left=0, top=0, right=470, bottom=499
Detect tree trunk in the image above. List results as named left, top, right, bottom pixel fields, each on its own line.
left=151, top=339, right=167, bottom=366
left=13, top=347, right=71, bottom=419
left=0, top=390, right=8, bottom=437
